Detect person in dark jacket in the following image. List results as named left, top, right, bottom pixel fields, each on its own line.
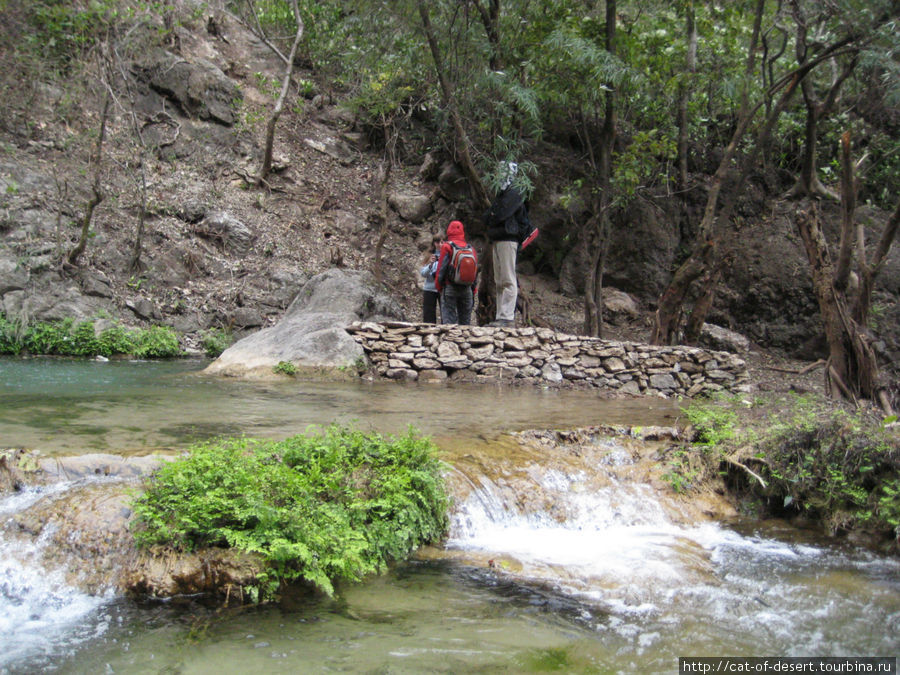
left=485, top=162, right=532, bottom=327
left=435, top=220, right=477, bottom=325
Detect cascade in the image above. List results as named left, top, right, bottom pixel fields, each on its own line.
left=0, top=485, right=113, bottom=671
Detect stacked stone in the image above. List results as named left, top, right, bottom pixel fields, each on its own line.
left=345, top=321, right=750, bottom=397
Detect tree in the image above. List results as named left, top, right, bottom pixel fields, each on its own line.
left=415, top=0, right=490, bottom=210
left=795, top=131, right=898, bottom=413
left=676, top=0, right=697, bottom=191
left=531, top=2, right=627, bottom=336
left=582, top=0, right=617, bottom=337
left=785, top=0, right=859, bottom=200
left=650, top=0, right=864, bottom=345
left=67, top=91, right=110, bottom=267
left=235, top=0, right=306, bottom=186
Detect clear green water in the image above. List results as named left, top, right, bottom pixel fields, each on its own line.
left=0, top=356, right=681, bottom=455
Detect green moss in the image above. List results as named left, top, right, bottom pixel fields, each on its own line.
left=130, top=425, right=450, bottom=600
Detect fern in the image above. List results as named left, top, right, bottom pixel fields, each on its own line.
left=131, top=425, right=449, bottom=601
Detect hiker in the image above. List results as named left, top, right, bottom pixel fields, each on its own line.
left=435, top=220, right=478, bottom=325
left=484, top=162, right=537, bottom=328
left=419, top=234, right=442, bottom=323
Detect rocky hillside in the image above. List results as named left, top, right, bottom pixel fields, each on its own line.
left=0, top=7, right=897, bottom=391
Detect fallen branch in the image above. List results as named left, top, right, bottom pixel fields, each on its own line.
left=764, top=359, right=825, bottom=375
left=724, top=455, right=768, bottom=489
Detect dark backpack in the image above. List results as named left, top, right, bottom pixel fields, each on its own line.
left=447, top=242, right=477, bottom=285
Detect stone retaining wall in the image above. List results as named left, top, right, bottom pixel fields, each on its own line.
left=346, top=322, right=750, bottom=398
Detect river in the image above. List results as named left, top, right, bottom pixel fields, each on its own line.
left=1, top=357, right=897, bottom=673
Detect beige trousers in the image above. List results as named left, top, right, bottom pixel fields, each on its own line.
left=492, top=240, right=518, bottom=321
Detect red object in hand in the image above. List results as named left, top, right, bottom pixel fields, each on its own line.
left=521, top=228, right=539, bottom=250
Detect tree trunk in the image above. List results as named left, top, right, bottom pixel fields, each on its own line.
left=787, top=0, right=857, bottom=201
left=676, top=1, right=696, bottom=191
left=650, top=238, right=717, bottom=345
left=472, top=0, right=503, bottom=139
left=257, top=0, right=304, bottom=186
left=67, top=93, right=111, bottom=267
left=417, top=0, right=489, bottom=210
left=683, top=253, right=731, bottom=344
left=795, top=204, right=884, bottom=409
left=373, top=159, right=391, bottom=285
left=854, top=197, right=900, bottom=326
left=583, top=220, right=602, bottom=336
left=834, top=130, right=857, bottom=292
left=582, top=0, right=616, bottom=338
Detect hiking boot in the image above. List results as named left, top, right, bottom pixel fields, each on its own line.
left=488, top=319, right=515, bottom=328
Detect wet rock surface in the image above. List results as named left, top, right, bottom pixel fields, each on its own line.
left=1, top=451, right=264, bottom=600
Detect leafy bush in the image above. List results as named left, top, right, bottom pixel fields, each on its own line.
left=675, top=394, right=900, bottom=540
left=273, top=360, right=297, bottom=376
left=758, top=409, right=900, bottom=535
left=97, top=322, right=134, bottom=356
left=0, top=313, right=181, bottom=358
left=131, top=425, right=450, bottom=599
left=24, top=0, right=124, bottom=66
left=69, top=320, right=102, bottom=356
left=201, top=328, right=233, bottom=358
left=0, top=313, right=24, bottom=354
left=129, top=325, right=181, bottom=358
left=24, top=317, right=73, bottom=355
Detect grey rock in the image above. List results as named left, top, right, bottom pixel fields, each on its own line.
left=388, top=190, right=433, bottom=223
left=304, top=136, right=355, bottom=165
left=0, top=256, right=27, bottom=295
left=196, top=211, right=255, bottom=253
left=700, top=323, right=751, bottom=354
left=649, top=373, right=678, bottom=390
left=205, top=269, right=402, bottom=377
left=542, top=362, right=563, bottom=382
left=138, top=50, right=242, bottom=125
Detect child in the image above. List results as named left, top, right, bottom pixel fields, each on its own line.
left=435, top=220, right=477, bottom=325
left=420, top=234, right=442, bottom=323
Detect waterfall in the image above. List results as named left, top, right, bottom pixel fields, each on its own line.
left=443, top=431, right=900, bottom=655
left=0, top=485, right=112, bottom=672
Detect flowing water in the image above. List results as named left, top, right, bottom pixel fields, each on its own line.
left=1, top=357, right=898, bottom=673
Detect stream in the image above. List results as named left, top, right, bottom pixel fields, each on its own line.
left=1, top=357, right=898, bottom=673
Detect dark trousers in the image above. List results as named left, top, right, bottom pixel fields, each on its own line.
left=441, top=284, right=473, bottom=325
left=422, top=290, right=440, bottom=323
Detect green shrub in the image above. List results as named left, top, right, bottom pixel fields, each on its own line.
left=131, top=425, right=450, bottom=599
left=69, top=320, right=101, bottom=356
left=273, top=360, right=297, bottom=376
left=1, top=314, right=182, bottom=358
left=677, top=394, right=900, bottom=539
left=757, top=411, right=900, bottom=534
left=201, top=328, right=233, bottom=358
left=129, top=325, right=181, bottom=358
left=24, top=318, right=73, bottom=355
left=0, top=313, right=24, bottom=354
left=97, top=322, right=135, bottom=356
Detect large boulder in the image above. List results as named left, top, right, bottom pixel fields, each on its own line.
left=203, top=268, right=403, bottom=378
left=135, top=50, right=242, bottom=125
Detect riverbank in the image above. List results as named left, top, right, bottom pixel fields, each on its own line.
left=668, top=392, right=900, bottom=552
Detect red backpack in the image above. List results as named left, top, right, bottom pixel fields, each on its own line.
left=447, top=242, right=477, bottom=285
